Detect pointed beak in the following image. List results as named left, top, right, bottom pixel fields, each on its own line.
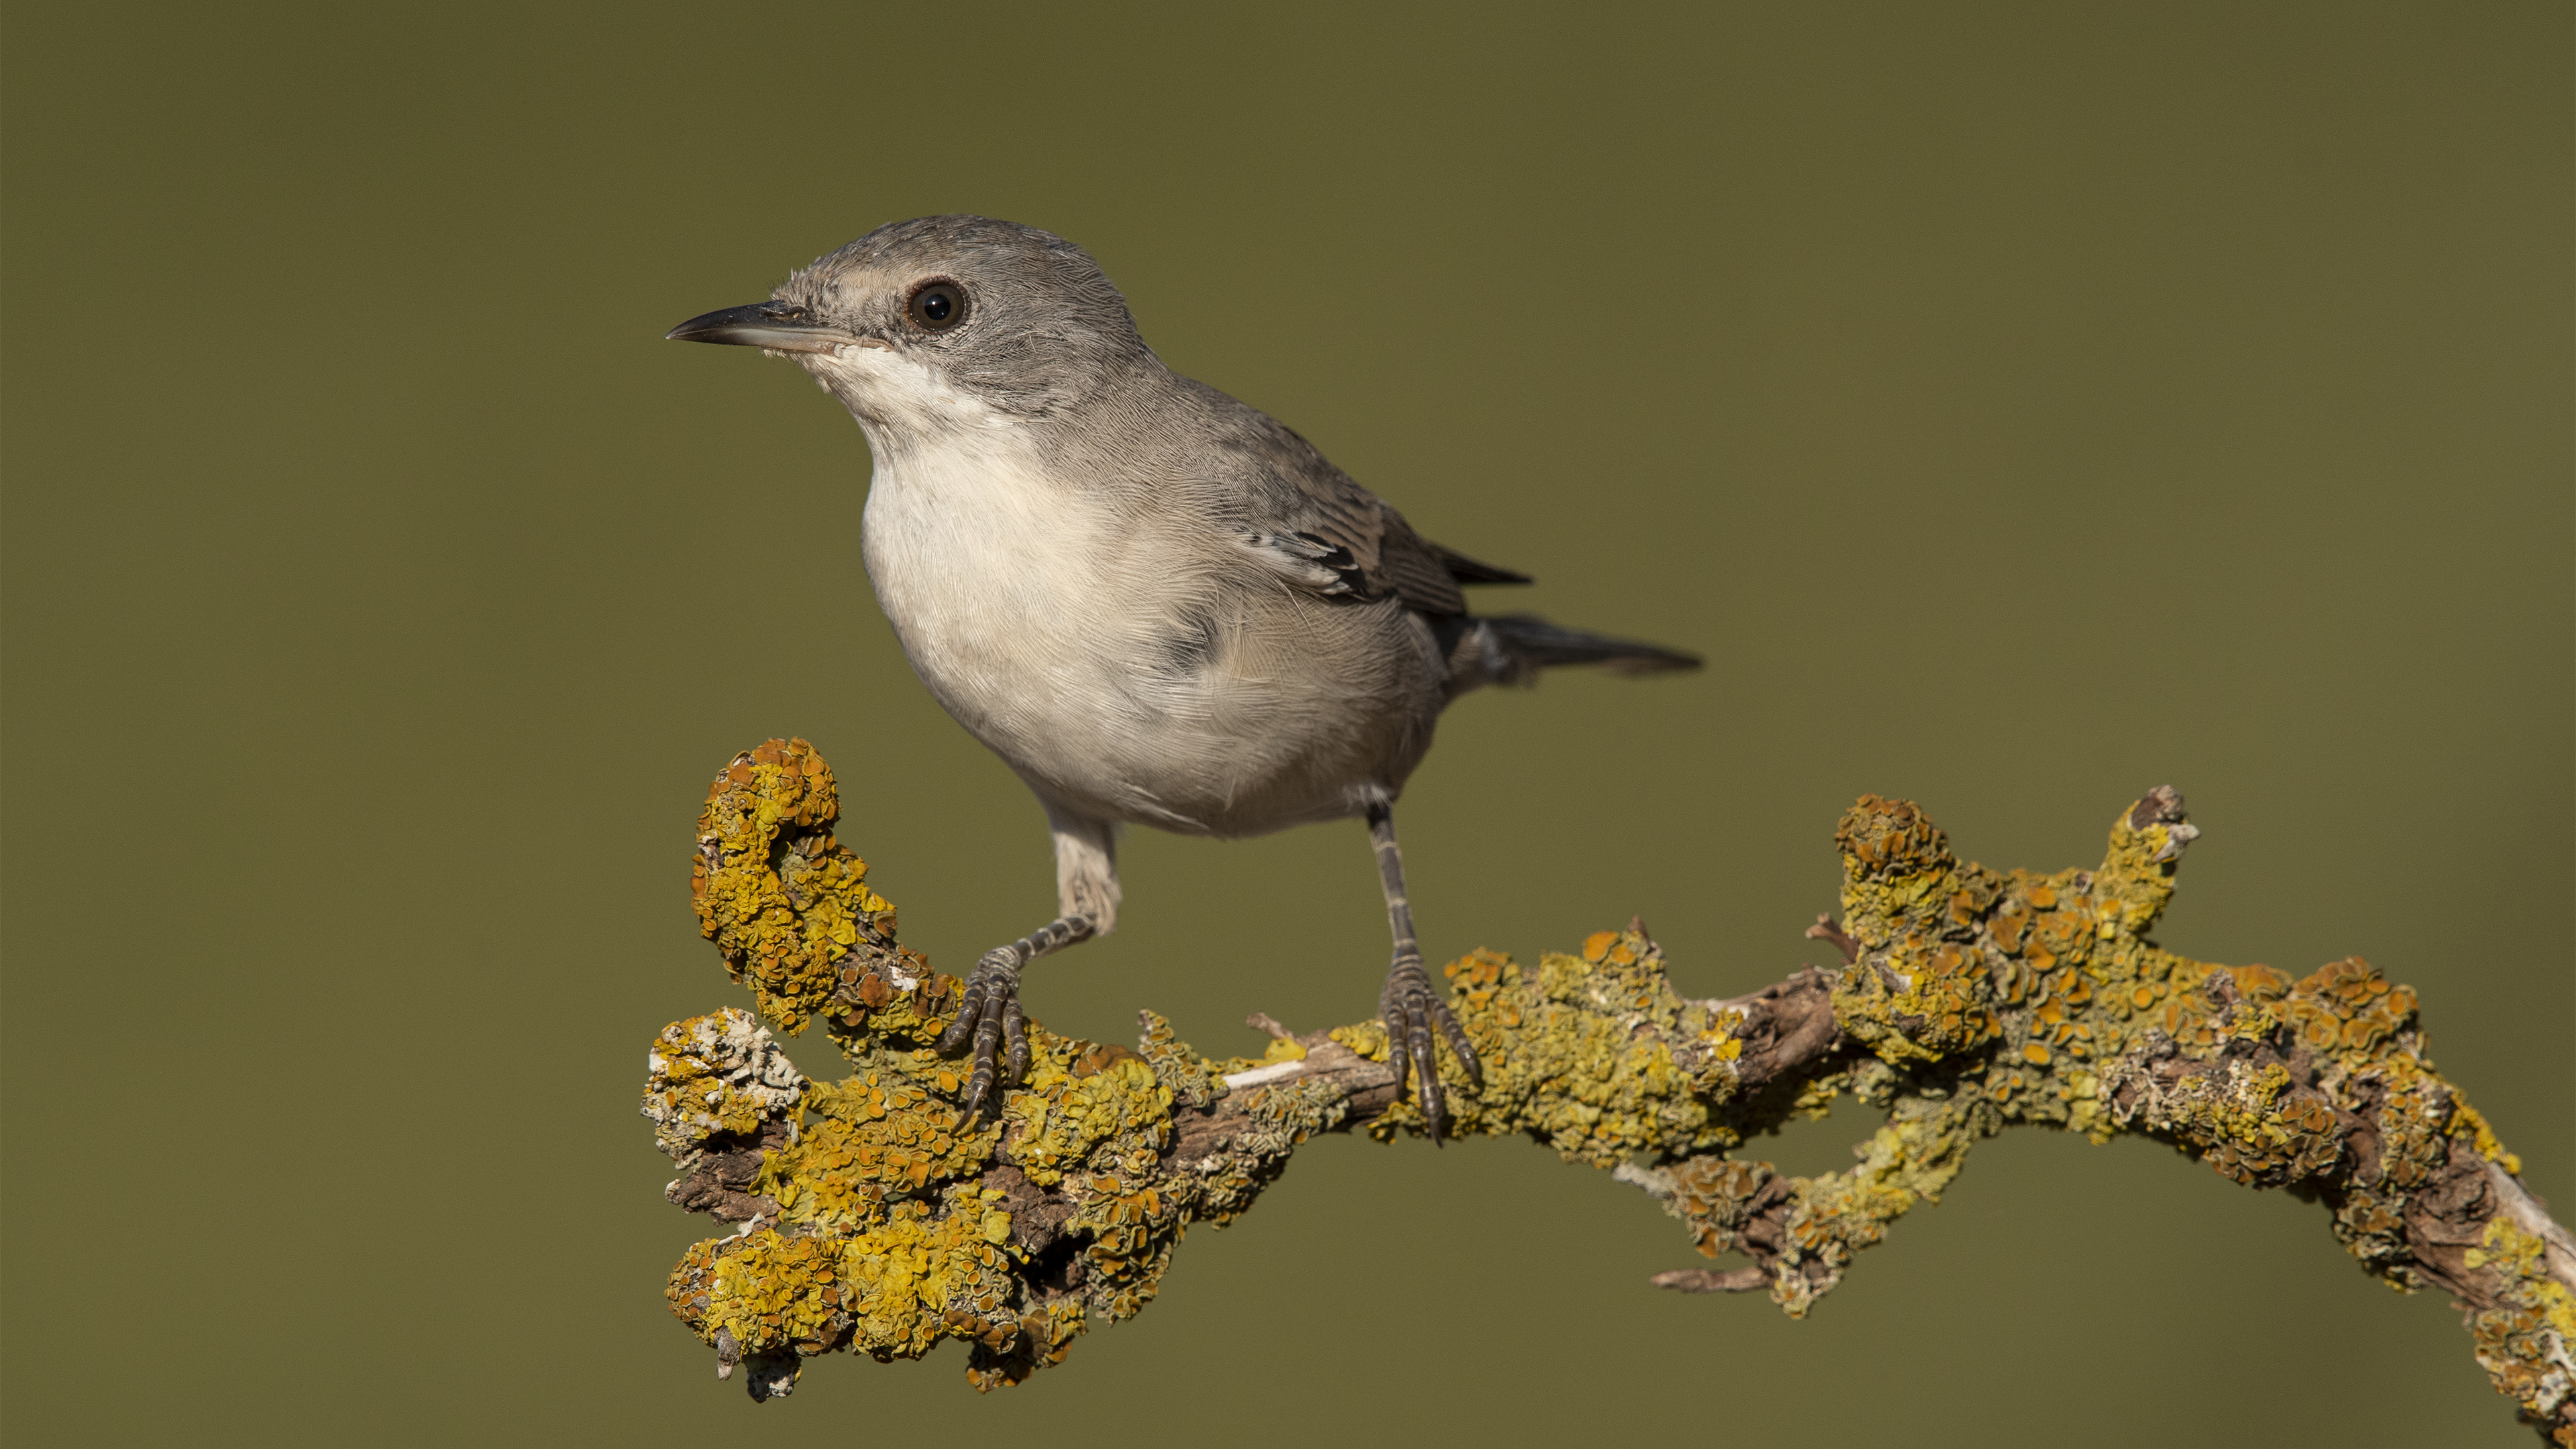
left=665, top=301, right=858, bottom=354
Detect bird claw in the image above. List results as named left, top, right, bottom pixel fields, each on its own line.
left=1379, top=955, right=1483, bottom=1144
left=936, top=947, right=1027, bottom=1122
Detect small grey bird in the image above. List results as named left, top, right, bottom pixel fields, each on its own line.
left=669, top=215, right=1695, bottom=1140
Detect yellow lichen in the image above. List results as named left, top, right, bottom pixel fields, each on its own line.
left=2461, top=1218, right=2576, bottom=1439
left=643, top=745, right=2563, bottom=1440
left=1000, top=1038, right=1171, bottom=1187
left=1362, top=936, right=1771, bottom=1162
left=691, top=739, right=897, bottom=1034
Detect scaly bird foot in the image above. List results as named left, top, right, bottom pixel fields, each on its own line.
left=936, top=947, right=1028, bottom=1122
left=1379, top=954, right=1483, bottom=1144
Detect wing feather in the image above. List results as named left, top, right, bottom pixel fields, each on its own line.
left=1189, top=382, right=1525, bottom=617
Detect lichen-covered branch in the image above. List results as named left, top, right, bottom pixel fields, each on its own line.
left=643, top=740, right=2573, bottom=1441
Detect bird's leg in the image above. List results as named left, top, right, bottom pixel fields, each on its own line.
left=938, top=805, right=1120, bottom=1122
left=1365, top=799, right=1483, bottom=1144
left=937, top=914, right=1092, bottom=1121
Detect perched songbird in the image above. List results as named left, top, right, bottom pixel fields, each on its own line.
left=669, top=216, right=1697, bottom=1139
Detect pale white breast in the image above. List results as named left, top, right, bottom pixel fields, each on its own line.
left=804, top=341, right=1436, bottom=836
left=807, top=345, right=1168, bottom=805
left=860, top=431, right=1117, bottom=744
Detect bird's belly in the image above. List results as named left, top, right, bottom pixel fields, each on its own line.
left=860, top=453, right=1115, bottom=760
left=861, top=457, right=1436, bottom=833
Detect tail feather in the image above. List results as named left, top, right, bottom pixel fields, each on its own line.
left=1453, top=612, right=1701, bottom=688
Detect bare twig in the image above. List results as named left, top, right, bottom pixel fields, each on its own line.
left=1803, top=912, right=1861, bottom=965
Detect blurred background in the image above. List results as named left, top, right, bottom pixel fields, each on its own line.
left=3, top=3, right=2567, bottom=1444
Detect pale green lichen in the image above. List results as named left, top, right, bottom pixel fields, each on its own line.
left=642, top=1008, right=808, bottom=1159
left=642, top=743, right=2565, bottom=1441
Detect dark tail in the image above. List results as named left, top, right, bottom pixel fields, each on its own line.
left=1450, top=612, right=1701, bottom=688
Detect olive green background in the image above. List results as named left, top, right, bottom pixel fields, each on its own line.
left=3, top=3, right=2567, bottom=1444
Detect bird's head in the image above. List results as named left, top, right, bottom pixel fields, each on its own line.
left=668, top=215, right=1154, bottom=439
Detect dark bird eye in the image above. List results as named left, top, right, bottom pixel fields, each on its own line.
left=908, top=281, right=967, bottom=331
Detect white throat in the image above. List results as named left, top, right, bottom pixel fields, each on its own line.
left=800, top=344, right=1114, bottom=757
